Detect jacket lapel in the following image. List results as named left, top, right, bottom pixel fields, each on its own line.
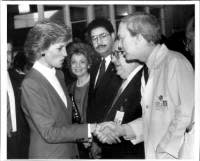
left=32, top=69, right=70, bottom=112
left=104, top=68, right=143, bottom=121
left=55, top=70, right=72, bottom=109
left=94, top=62, right=116, bottom=90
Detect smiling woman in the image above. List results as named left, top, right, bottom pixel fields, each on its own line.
left=67, top=42, right=93, bottom=122
left=66, top=42, right=94, bottom=158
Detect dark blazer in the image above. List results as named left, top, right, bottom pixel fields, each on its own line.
left=21, top=68, right=89, bottom=159
left=87, top=60, right=122, bottom=123
left=7, top=70, right=30, bottom=159
left=101, top=67, right=145, bottom=159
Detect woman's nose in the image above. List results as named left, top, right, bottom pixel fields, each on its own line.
left=62, top=48, right=67, bottom=57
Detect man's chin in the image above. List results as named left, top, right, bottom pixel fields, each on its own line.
left=125, top=54, right=131, bottom=59
left=98, top=50, right=110, bottom=56
left=117, top=71, right=122, bottom=76
left=125, top=54, right=137, bottom=62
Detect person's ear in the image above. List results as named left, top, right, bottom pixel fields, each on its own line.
left=136, top=34, right=148, bottom=44
left=136, top=34, right=143, bottom=41
left=40, top=49, right=47, bottom=57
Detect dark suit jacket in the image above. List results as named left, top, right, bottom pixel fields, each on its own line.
left=7, top=69, right=30, bottom=159
left=21, top=69, right=89, bottom=159
left=101, top=67, right=145, bottom=159
left=87, top=59, right=122, bottom=123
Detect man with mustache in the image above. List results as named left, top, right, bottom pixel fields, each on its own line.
left=86, top=18, right=122, bottom=158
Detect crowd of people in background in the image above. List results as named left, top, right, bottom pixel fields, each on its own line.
left=7, top=12, right=194, bottom=159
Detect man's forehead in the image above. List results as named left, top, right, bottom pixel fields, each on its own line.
left=118, top=23, right=127, bottom=36
left=91, top=27, right=108, bottom=35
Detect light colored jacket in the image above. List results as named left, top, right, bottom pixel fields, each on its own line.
left=126, top=44, right=194, bottom=159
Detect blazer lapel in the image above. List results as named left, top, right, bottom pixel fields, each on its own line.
left=113, top=69, right=142, bottom=108
left=104, top=68, right=143, bottom=121
left=94, top=62, right=116, bottom=90
left=55, top=70, right=72, bottom=109
left=32, top=69, right=70, bottom=112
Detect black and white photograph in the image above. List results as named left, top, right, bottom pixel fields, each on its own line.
left=1, top=1, right=199, bottom=160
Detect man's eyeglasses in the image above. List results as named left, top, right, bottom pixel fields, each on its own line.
left=112, top=50, right=125, bottom=59
left=91, top=33, right=110, bottom=43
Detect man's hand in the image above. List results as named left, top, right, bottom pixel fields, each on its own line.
left=94, top=121, right=125, bottom=144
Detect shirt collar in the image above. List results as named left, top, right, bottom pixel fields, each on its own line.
left=33, top=61, right=56, bottom=76
left=125, top=65, right=143, bottom=83
left=104, top=55, right=111, bottom=69
left=120, top=65, right=143, bottom=92
left=146, top=44, right=168, bottom=70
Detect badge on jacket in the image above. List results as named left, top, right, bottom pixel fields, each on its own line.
left=153, top=95, right=168, bottom=111
left=114, top=110, right=124, bottom=125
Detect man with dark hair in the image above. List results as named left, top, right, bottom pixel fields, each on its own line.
left=97, top=12, right=194, bottom=159
left=87, top=18, right=115, bottom=38
left=86, top=18, right=122, bottom=123
left=86, top=18, right=122, bottom=158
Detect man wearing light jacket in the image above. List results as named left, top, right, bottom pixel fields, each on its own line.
left=97, top=12, right=194, bottom=159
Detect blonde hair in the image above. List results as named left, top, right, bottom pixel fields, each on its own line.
left=121, top=12, right=161, bottom=44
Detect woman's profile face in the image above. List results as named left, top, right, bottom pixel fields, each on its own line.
left=71, top=53, right=89, bottom=78
left=42, top=42, right=67, bottom=68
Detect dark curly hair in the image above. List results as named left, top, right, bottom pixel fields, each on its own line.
left=87, top=18, right=114, bottom=38
left=66, top=42, right=94, bottom=77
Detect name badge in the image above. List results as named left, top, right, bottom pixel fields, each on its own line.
left=153, top=95, right=168, bottom=111
left=114, top=111, right=124, bottom=125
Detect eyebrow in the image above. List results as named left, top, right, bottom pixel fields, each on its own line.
left=91, top=32, right=109, bottom=37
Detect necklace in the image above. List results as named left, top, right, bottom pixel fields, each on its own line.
left=76, top=74, right=90, bottom=87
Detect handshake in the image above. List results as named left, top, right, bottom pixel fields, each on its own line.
left=91, top=121, right=128, bottom=144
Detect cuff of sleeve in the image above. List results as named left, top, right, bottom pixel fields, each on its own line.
left=123, top=118, right=144, bottom=145
left=88, top=123, right=91, bottom=138
left=127, top=118, right=143, bottom=138
left=122, top=124, right=136, bottom=140
left=122, top=124, right=142, bottom=145
left=88, top=124, right=93, bottom=142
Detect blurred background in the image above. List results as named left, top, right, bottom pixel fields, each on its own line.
left=7, top=4, right=194, bottom=49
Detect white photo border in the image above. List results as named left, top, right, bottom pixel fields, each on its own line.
left=1, top=1, right=199, bottom=161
